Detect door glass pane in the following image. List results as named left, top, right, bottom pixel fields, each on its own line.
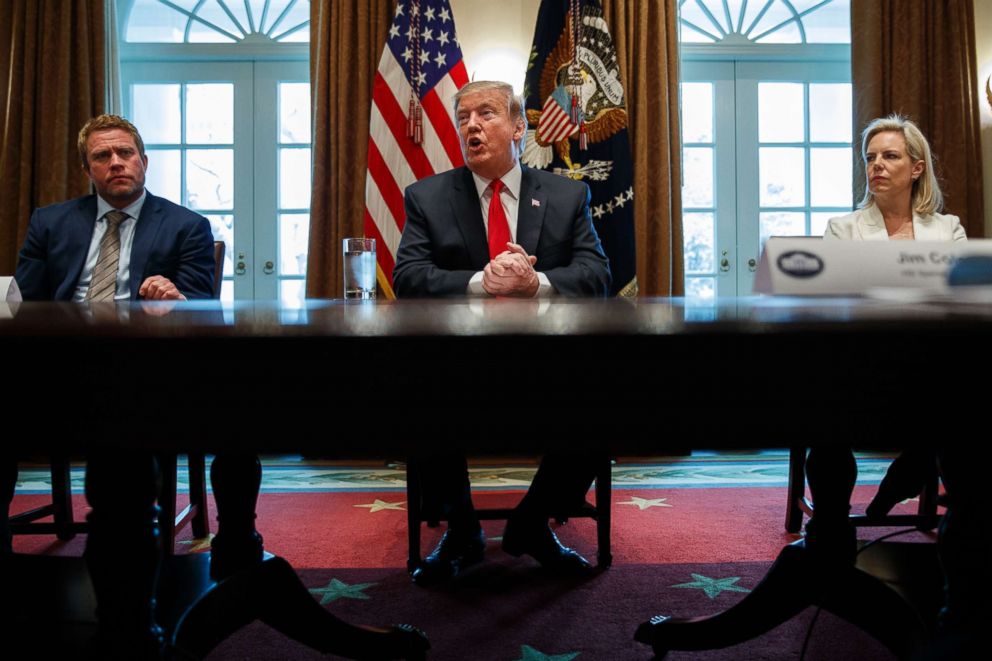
left=132, top=84, right=181, bottom=143
left=186, top=149, right=234, bottom=210
left=280, top=280, right=306, bottom=308
left=681, top=83, right=713, bottom=142
left=810, top=212, right=837, bottom=237
left=186, top=84, right=234, bottom=144
left=145, top=149, right=181, bottom=204
left=683, top=148, right=714, bottom=207
left=810, top=148, right=853, bottom=207
left=206, top=214, right=235, bottom=277
left=809, top=84, right=853, bottom=142
left=760, top=148, right=806, bottom=206
left=760, top=211, right=806, bottom=248
left=279, top=83, right=311, bottom=143
left=759, top=83, right=804, bottom=142
left=279, top=148, right=312, bottom=209
left=279, top=213, right=310, bottom=276
left=683, top=212, right=715, bottom=274
left=685, top=277, right=715, bottom=301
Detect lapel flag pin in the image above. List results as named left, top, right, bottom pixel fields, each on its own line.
left=532, top=199, right=541, bottom=207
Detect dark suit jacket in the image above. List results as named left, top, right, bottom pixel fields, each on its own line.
left=15, top=192, right=215, bottom=301
left=393, top=165, right=611, bottom=297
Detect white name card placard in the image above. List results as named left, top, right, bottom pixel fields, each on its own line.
left=0, top=276, right=20, bottom=302
left=0, top=276, right=20, bottom=318
left=753, top=238, right=992, bottom=295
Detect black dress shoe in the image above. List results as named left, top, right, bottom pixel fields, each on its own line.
left=501, top=520, right=592, bottom=574
left=633, top=614, right=670, bottom=653
left=411, top=529, right=485, bottom=586
left=351, top=623, right=430, bottom=660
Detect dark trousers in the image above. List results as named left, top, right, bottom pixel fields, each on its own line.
left=416, top=450, right=599, bottom=530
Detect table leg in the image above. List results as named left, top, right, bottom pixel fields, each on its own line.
left=635, top=447, right=927, bottom=657
left=84, top=450, right=164, bottom=660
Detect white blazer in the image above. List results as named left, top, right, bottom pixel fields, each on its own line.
left=823, top=204, right=967, bottom=241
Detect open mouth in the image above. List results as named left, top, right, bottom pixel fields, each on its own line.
left=467, top=136, right=483, bottom=149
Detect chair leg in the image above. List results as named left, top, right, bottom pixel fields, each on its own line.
left=405, top=459, right=422, bottom=573
left=916, top=466, right=939, bottom=530
left=785, top=447, right=807, bottom=534
left=157, top=454, right=178, bottom=554
left=50, top=454, right=76, bottom=541
left=187, top=453, right=210, bottom=538
left=595, top=456, right=613, bottom=568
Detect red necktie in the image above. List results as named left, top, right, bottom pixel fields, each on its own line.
left=487, top=178, right=511, bottom=259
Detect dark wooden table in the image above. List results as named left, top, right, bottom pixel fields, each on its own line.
left=2, top=296, right=988, bottom=658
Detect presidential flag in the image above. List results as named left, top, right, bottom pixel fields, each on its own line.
left=522, top=0, right=636, bottom=296
left=364, top=0, right=468, bottom=298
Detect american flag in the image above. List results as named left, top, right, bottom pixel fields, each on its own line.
left=536, top=85, right=580, bottom=145
left=364, top=0, right=468, bottom=298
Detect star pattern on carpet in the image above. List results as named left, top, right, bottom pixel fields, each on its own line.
left=309, top=578, right=377, bottom=605
left=354, top=499, right=406, bottom=512
left=672, top=573, right=750, bottom=599
left=617, top=496, right=672, bottom=510
left=514, top=644, right=580, bottom=661
left=178, top=533, right=214, bottom=552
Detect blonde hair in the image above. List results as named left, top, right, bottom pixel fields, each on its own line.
left=77, top=114, right=145, bottom=169
left=452, top=80, right=526, bottom=153
left=859, top=114, right=943, bottom=215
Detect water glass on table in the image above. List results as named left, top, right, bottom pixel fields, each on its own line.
left=342, top=238, right=376, bottom=300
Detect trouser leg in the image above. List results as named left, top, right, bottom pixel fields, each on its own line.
left=517, top=451, right=598, bottom=519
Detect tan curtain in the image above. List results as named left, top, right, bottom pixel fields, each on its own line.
left=308, top=0, right=393, bottom=298
left=602, top=0, right=683, bottom=296
left=0, top=0, right=105, bottom=275
left=852, top=0, right=984, bottom=237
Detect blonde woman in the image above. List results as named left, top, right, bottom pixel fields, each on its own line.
left=826, top=114, right=964, bottom=518
left=825, top=114, right=965, bottom=242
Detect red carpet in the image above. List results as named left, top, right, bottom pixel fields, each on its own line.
left=10, top=484, right=933, bottom=659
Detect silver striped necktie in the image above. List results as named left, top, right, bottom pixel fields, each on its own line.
left=85, top=210, right=128, bottom=301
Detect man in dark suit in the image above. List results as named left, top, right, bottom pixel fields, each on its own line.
left=15, top=114, right=214, bottom=302
left=3, top=114, right=216, bottom=656
left=393, top=80, right=611, bottom=585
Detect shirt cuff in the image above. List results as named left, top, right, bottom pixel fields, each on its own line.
left=466, top=270, right=556, bottom=297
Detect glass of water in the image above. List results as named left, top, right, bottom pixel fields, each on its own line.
left=342, top=238, right=376, bottom=299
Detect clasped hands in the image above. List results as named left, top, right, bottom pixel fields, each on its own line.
left=483, top=242, right=539, bottom=298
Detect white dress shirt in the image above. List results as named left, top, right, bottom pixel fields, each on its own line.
left=466, top=163, right=554, bottom=297
left=73, top=191, right=147, bottom=301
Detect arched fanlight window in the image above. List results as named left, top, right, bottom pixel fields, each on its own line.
left=123, top=0, right=310, bottom=44
left=679, top=0, right=850, bottom=45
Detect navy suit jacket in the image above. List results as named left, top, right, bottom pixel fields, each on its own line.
left=15, top=192, right=215, bottom=301
left=393, top=165, right=611, bottom=297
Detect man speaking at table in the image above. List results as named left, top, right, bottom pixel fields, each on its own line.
left=393, top=80, right=611, bottom=585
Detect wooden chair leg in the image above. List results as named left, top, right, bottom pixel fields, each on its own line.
left=157, top=453, right=178, bottom=554
left=785, top=447, right=807, bottom=534
left=916, top=467, right=939, bottom=530
left=596, top=456, right=613, bottom=567
left=187, top=453, right=210, bottom=538
left=405, top=459, right=422, bottom=573
left=50, top=455, right=76, bottom=541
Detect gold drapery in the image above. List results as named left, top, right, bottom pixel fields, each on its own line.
left=603, top=0, right=683, bottom=296
left=851, top=0, right=984, bottom=236
left=0, top=0, right=105, bottom=274
left=307, top=0, right=393, bottom=298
